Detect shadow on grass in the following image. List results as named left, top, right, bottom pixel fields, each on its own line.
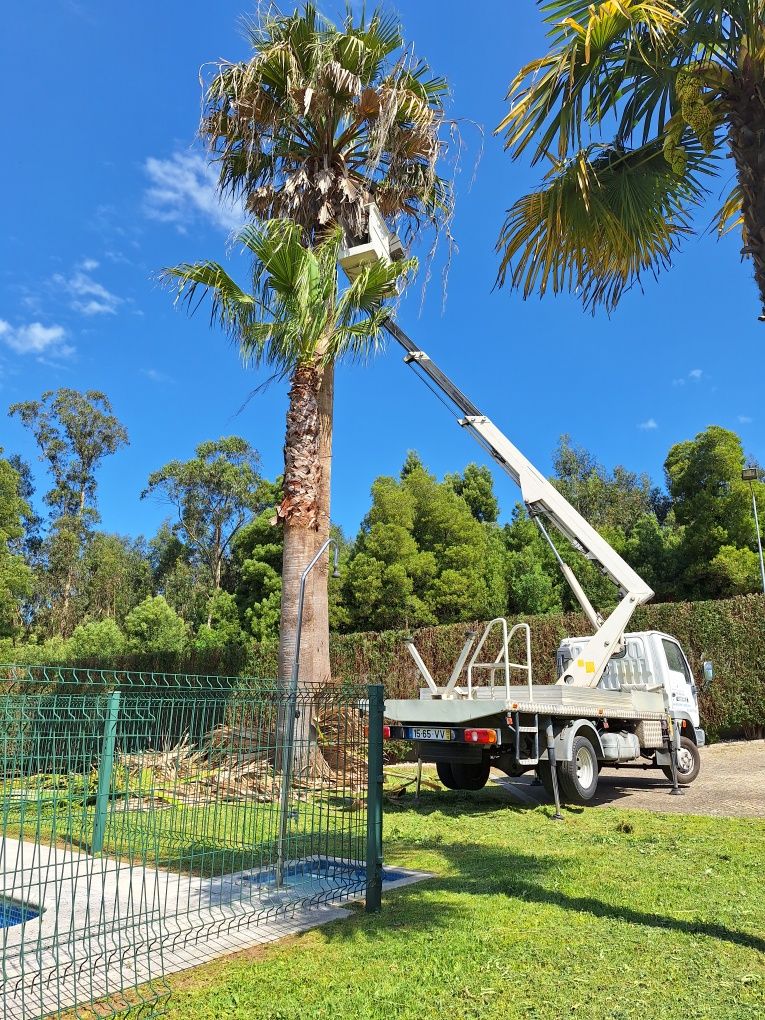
left=345, top=811, right=765, bottom=957
left=437, top=840, right=765, bottom=954
left=323, top=788, right=765, bottom=957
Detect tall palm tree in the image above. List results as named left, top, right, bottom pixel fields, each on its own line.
left=163, top=220, right=415, bottom=690
left=195, top=3, right=450, bottom=689
left=495, top=1, right=765, bottom=318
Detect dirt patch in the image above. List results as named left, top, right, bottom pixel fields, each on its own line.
left=494, top=740, right=765, bottom=818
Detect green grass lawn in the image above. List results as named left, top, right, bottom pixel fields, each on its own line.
left=161, top=786, right=765, bottom=1020
left=4, top=791, right=366, bottom=877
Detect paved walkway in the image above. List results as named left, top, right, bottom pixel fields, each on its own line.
left=1, top=836, right=427, bottom=1019
left=494, top=740, right=765, bottom=818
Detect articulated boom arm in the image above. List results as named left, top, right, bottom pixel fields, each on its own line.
left=383, top=319, right=655, bottom=689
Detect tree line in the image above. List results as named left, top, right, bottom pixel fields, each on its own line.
left=70, top=1, right=761, bottom=691
left=0, top=386, right=762, bottom=660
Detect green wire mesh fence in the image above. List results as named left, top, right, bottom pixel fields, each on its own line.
left=0, top=666, right=383, bottom=1019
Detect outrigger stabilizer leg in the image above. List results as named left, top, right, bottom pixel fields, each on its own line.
left=667, top=716, right=684, bottom=796
left=544, top=719, right=564, bottom=821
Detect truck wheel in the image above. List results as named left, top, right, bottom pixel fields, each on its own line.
left=450, top=760, right=490, bottom=791
left=662, top=736, right=701, bottom=785
left=558, top=736, right=599, bottom=804
left=436, top=761, right=460, bottom=790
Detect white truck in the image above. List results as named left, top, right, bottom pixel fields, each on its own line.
left=378, top=320, right=712, bottom=812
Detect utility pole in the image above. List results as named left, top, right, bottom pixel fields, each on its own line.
left=742, top=467, right=765, bottom=595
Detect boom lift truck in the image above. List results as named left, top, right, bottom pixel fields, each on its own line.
left=340, top=205, right=711, bottom=813
left=380, top=320, right=710, bottom=810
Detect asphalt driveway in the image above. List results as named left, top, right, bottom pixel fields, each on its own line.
left=493, top=739, right=765, bottom=818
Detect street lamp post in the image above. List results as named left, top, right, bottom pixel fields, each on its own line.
left=742, top=467, right=765, bottom=595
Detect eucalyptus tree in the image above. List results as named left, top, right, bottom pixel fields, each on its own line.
left=164, top=220, right=415, bottom=688
left=496, top=1, right=765, bottom=318
left=0, top=452, right=33, bottom=638
left=9, top=389, right=128, bottom=636
left=142, top=437, right=264, bottom=599
left=172, top=4, right=449, bottom=688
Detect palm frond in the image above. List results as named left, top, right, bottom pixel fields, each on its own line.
left=201, top=2, right=452, bottom=258
left=160, top=261, right=261, bottom=337
left=496, top=139, right=710, bottom=311
left=497, top=0, right=684, bottom=161
left=239, top=220, right=308, bottom=299
left=165, top=217, right=414, bottom=374
left=713, top=183, right=744, bottom=237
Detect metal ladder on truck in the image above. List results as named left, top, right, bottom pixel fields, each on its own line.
left=406, top=616, right=541, bottom=767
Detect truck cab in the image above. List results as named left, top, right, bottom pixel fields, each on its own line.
left=557, top=631, right=705, bottom=743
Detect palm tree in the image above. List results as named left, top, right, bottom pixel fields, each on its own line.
left=495, top=1, right=765, bottom=318
left=188, top=3, right=450, bottom=690
left=163, top=220, right=416, bottom=691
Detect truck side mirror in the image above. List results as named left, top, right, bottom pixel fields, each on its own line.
left=702, top=661, right=714, bottom=690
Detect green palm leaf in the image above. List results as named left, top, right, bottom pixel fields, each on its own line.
left=497, top=141, right=709, bottom=311
left=162, top=219, right=415, bottom=374
left=496, top=0, right=765, bottom=313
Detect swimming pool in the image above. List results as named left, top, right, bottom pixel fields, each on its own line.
left=240, top=857, right=410, bottom=892
left=0, top=898, right=39, bottom=929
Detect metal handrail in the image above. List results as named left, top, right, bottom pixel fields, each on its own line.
left=466, top=619, right=509, bottom=697
left=466, top=619, right=533, bottom=700
left=507, top=622, right=533, bottom=701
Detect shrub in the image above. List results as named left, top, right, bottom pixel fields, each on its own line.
left=124, top=596, right=188, bottom=654
left=69, top=618, right=126, bottom=659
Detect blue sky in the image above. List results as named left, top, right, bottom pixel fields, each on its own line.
left=1, top=1, right=762, bottom=542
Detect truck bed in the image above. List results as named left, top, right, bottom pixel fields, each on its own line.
left=385, top=683, right=667, bottom=725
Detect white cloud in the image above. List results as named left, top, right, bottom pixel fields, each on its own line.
left=141, top=368, right=173, bottom=384
left=143, top=152, right=245, bottom=233
left=738, top=415, right=753, bottom=424
left=673, top=368, right=704, bottom=386
left=79, top=258, right=99, bottom=272
left=51, top=269, right=122, bottom=316
left=638, top=418, right=658, bottom=431
left=0, top=319, right=73, bottom=358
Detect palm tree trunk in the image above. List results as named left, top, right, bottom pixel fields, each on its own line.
left=310, top=360, right=334, bottom=687
left=277, top=359, right=324, bottom=691
left=728, top=58, right=765, bottom=316
left=276, top=355, right=338, bottom=783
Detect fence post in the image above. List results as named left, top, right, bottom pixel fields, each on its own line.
left=275, top=687, right=299, bottom=888
left=365, top=683, right=384, bottom=913
left=91, top=690, right=121, bottom=855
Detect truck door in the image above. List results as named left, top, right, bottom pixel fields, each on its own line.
left=659, top=638, right=699, bottom=722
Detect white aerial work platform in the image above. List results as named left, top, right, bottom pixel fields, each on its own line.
left=380, top=322, right=712, bottom=810
left=339, top=206, right=713, bottom=813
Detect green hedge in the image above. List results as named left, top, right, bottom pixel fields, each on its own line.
left=328, top=594, right=765, bottom=741
left=5, top=595, right=762, bottom=740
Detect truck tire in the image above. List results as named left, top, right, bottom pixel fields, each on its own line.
left=436, top=761, right=460, bottom=790
left=661, top=736, right=701, bottom=785
left=450, top=760, right=490, bottom=791
left=558, top=735, right=599, bottom=804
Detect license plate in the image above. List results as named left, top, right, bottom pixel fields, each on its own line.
left=403, top=727, right=456, bottom=741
